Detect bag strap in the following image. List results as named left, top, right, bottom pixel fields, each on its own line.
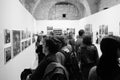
left=43, top=62, right=69, bottom=80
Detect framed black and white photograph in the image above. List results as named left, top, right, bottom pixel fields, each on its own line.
left=4, top=47, right=12, bottom=63
left=22, top=41, right=25, bottom=51
left=28, top=39, right=31, bottom=46
left=4, top=29, right=10, bottom=44
left=12, top=30, right=21, bottom=57
left=32, top=34, right=35, bottom=43
left=84, top=24, right=92, bottom=33
left=25, top=40, right=27, bottom=48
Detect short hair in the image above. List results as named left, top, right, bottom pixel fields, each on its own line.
left=44, top=37, right=61, bottom=54
left=83, top=35, right=92, bottom=45
left=78, top=29, right=85, bottom=36
left=100, top=36, right=120, bottom=58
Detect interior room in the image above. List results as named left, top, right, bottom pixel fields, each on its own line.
left=0, top=0, right=120, bottom=80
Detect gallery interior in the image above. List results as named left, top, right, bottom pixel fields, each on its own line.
left=0, top=0, right=120, bottom=80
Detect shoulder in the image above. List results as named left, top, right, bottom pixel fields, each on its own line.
left=88, top=66, right=97, bottom=80
left=56, top=52, right=65, bottom=58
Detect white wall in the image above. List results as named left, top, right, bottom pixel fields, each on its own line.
left=0, top=0, right=36, bottom=80
left=36, top=20, right=81, bottom=35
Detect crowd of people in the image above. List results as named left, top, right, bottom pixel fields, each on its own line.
left=21, top=29, right=120, bottom=80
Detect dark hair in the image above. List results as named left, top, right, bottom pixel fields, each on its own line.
left=45, top=37, right=61, bottom=54
left=78, top=29, right=85, bottom=36
left=56, top=36, right=66, bottom=48
left=37, top=36, right=42, bottom=42
left=97, top=36, right=120, bottom=80
left=83, top=35, right=92, bottom=45
left=100, top=36, right=120, bottom=58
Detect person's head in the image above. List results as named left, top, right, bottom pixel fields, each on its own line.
left=97, top=35, right=120, bottom=79
left=56, top=36, right=66, bottom=49
left=83, top=35, right=92, bottom=46
left=100, top=36, right=120, bottom=60
left=78, top=29, right=85, bottom=37
left=37, top=35, right=42, bottom=42
left=42, top=36, right=61, bottom=56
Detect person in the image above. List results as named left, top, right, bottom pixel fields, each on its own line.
left=78, top=34, right=99, bottom=80
left=75, top=29, right=85, bottom=55
left=88, top=35, right=120, bottom=80
left=21, top=36, right=62, bottom=80
left=35, top=35, right=46, bottom=64
left=56, top=36, right=82, bottom=80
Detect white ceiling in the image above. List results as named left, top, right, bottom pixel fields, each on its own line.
left=20, top=0, right=120, bottom=20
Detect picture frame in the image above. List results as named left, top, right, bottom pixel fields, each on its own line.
left=4, top=29, right=10, bottom=44
left=4, top=47, right=12, bottom=63
left=12, top=30, right=21, bottom=57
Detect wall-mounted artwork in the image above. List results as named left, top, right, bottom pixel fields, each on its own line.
left=84, top=24, right=92, bottom=33
left=28, top=39, right=31, bottom=46
left=99, top=25, right=108, bottom=35
left=66, top=28, right=75, bottom=35
left=4, top=29, right=10, bottom=44
left=32, top=34, right=35, bottom=43
left=97, top=25, right=108, bottom=44
left=22, top=30, right=25, bottom=39
left=22, top=41, right=25, bottom=51
left=84, top=24, right=93, bottom=36
left=119, top=22, right=120, bottom=35
left=12, top=30, right=21, bottom=57
left=4, top=47, right=11, bottom=63
left=28, top=32, right=31, bottom=38
left=25, top=41, right=27, bottom=49
left=47, top=26, right=53, bottom=35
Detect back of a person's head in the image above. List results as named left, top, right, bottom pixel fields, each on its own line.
left=45, top=36, right=61, bottom=54
left=78, top=29, right=85, bottom=36
left=97, top=35, right=120, bottom=80
left=83, top=35, right=92, bottom=46
left=55, top=36, right=66, bottom=49
left=100, top=35, right=120, bottom=59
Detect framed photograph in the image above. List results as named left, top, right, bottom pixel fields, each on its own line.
left=25, top=40, right=27, bottom=48
left=12, top=30, right=21, bottom=57
left=99, top=25, right=108, bottom=35
left=22, top=41, right=25, bottom=51
left=4, top=29, right=10, bottom=44
left=32, top=34, right=35, bottom=43
left=28, top=39, right=31, bottom=46
left=4, top=47, right=12, bottom=63
left=84, top=24, right=92, bottom=33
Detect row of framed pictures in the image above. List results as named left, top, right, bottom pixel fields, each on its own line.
left=84, top=24, right=109, bottom=44
left=4, top=29, right=36, bottom=64
left=4, top=29, right=32, bottom=44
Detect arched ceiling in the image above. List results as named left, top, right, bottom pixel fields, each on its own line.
left=32, top=0, right=91, bottom=20
left=20, top=0, right=101, bottom=20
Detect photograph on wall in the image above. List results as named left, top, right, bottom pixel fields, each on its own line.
left=28, top=32, right=31, bottom=38
left=32, top=34, right=35, bottom=43
left=4, top=29, right=10, bottom=44
left=119, top=22, right=120, bottom=35
left=22, top=30, right=25, bottom=39
left=53, top=28, right=62, bottom=36
left=12, top=30, right=21, bottom=57
left=84, top=24, right=93, bottom=36
left=67, top=28, right=75, bottom=35
left=4, top=47, right=11, bottom=63
left=22, top=41, right=25, bottom=51
left=25, top=41, right=27, bottom=49
left=84, top=24, right=92, bottom=33
left=99, top=25, right=108, bottom=35
left=28, top=39, right=31, bottom=46
left=47, top=26, right=53, bottom=35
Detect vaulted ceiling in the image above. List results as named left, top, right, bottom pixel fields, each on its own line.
left=19, top=0, right=120, bottom=20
